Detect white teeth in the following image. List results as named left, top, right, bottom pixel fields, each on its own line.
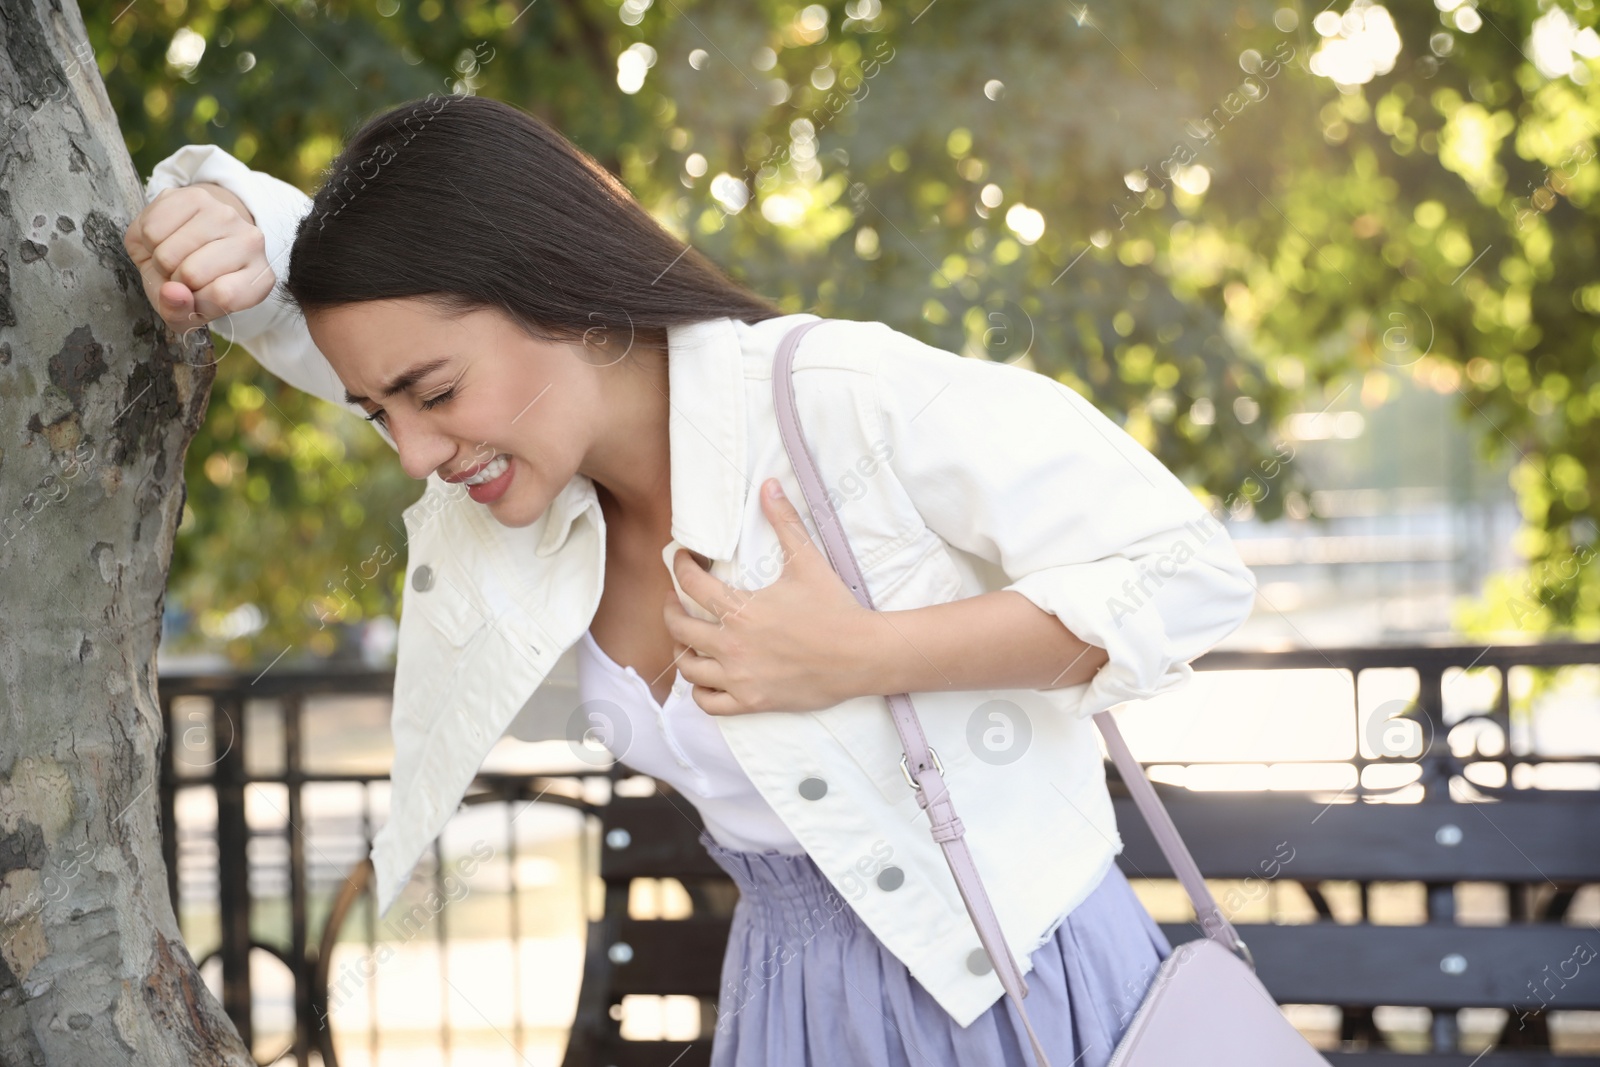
left=462, top=454, right=510, bottom=486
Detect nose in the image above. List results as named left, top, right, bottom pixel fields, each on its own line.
left=385, top=410, right=456, bottom=481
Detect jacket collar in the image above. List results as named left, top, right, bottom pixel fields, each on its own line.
left=530, top=316, right=749, bottom=563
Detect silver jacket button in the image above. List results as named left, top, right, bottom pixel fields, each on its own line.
left=798, top=776, right=828, bottom=800
left=412, top=564, right=435, bottom=591
left=876, top=865, right=905, bottom=891
left=967, top=948, right=993, bottom=975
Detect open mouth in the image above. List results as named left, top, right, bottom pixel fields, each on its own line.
left=460, top=453, right=515, bottom=503
left=460, top=453, right=510, bottom=486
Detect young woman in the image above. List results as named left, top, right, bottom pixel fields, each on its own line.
left=128, top=94, right=1257, bottom=1066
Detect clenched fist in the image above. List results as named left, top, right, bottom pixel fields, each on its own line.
left=122, top=182, right=275, bottom=342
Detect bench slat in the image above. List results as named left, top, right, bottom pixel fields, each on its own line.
left=1114, top=795, right=1600, bottom=882
left=596, top=794, right=1600, bottom=883
left=607, top=917, right=1600, bottom=1009
left=1322, top=1054, right=1600, bottom=1066
left=600, top=797, right=721, bottom=881
left=1162, top=925, right=1600, bottom=1009
left=595, top=1039, right=714, bottom=1066
left=590, top=1043, right=1600, bottom=1066
left=612, top=918, right=728, bottom=995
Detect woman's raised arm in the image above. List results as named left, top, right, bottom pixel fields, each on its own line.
left=128, top=144, right=398, bottom=452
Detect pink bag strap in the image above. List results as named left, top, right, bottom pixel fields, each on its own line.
left=770, top=317, right=1252, bottom=1065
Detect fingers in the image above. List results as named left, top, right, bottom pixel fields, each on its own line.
left=663, top=587, right=720, bottom=657
left=760, top=478, right=814, bottom=562
left=186, top=249, right=275, bottom=323
left=127, top=219, right=192, bottom=332
left=665, top=592, right=688, bottom=661
left=157, top=279, right=197, bottom=328
left=671, top=548, right=738, bottom=621
left=125, top=187, right=271, bottom=333
left=126, top=186, right=214, bottom=278
left=160, top=224, right=267, bottom=326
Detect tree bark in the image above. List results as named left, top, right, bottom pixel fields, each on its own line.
left=0, top=0, right=251, bottom=1063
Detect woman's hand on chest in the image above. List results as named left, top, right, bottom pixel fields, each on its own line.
left=664, top=479, right=874, bottom=716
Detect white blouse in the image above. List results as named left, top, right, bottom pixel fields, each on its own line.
left=574, top=628, right=807, bottom=855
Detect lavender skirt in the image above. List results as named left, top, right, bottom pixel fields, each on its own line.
left=699, top=829, right=1173, bottom=1067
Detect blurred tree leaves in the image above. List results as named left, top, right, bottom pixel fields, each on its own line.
left=85, top=0, right=1600, bottom=661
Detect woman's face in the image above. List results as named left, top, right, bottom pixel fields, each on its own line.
left=306, top=296, right=624, bottom=529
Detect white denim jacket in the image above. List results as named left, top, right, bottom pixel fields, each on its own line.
left=146, top=144, right=1258, bottom=1028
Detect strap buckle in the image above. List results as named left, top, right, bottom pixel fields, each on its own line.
left=900, top=747, right=944, bottom=790
left=1231, top=935, right=1255, bottom=972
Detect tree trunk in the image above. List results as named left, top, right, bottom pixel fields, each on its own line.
left=0, top=1, right=251, bottom=1063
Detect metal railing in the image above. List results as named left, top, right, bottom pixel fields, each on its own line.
left=156, top=640, right=1600, bottom=1064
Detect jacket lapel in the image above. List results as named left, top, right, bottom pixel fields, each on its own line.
left=663, top=317, right=750, bottom=563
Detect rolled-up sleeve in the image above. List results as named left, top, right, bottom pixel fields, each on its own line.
left=143, top=144, right=397, bottom=453
left=870, top=328, right=1257, bottom=718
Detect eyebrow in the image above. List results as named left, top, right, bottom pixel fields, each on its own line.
left=343, top=356, right=453, bottom=405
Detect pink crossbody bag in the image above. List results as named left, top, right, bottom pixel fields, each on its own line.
left=771, top=318, right=1331, bottom=1066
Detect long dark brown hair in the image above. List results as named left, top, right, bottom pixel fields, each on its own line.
left=283, top=94, right=786, bottom=355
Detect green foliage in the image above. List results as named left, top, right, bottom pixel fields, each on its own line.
left=86, top=0, right=1600, bottom=660
left=163, top=349, right=420, bottom=663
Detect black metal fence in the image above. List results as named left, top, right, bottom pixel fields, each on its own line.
left=157, top=641, right=1600, bottom=1064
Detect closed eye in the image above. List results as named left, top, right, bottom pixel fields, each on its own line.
left=363, top=384, right=458, bottom=425
left=419, top=385, right=457, bottom=412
